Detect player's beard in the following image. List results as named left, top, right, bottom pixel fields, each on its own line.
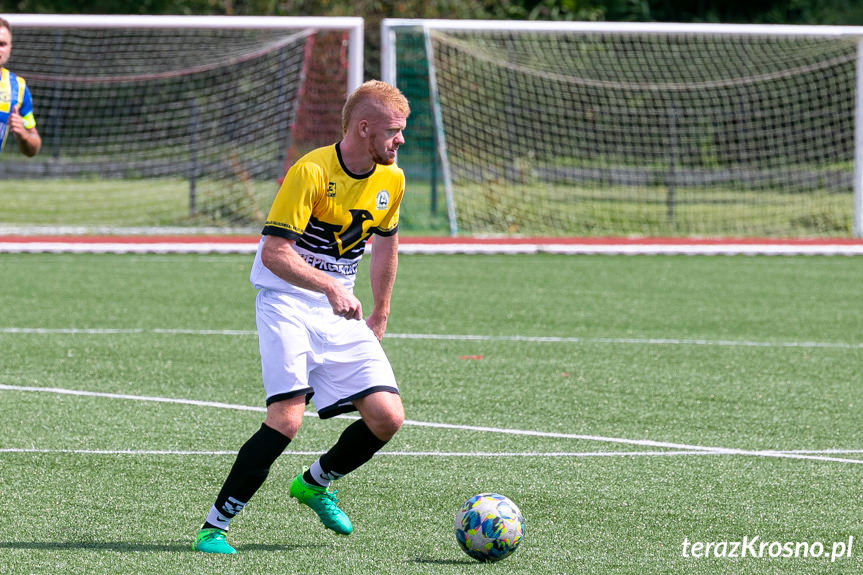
left=369, top=135, right=396, bottom=166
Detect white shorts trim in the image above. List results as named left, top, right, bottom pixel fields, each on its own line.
left=255, top=289, right=398, bottom=419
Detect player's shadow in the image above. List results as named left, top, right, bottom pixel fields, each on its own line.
left=240, top=542, right=326, bottom=552
left=0, top=541, right=324, bottom=553
left=412, top=557, right=473, bottom=566
left=0, top=541, right=190, bottom=552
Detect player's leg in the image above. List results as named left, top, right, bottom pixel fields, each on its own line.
left=196, top=289, right=314, bottom=554
left=195, top=397, right=305, bottom=554
left=206, top=397, right=306, bottom=530
left=289, top=314, right=403, bottom=534
left=290, top=390, right=403, bottom=535
left=306, top=390, right=404, bottom=486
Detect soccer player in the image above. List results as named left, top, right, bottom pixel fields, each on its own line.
left=0, top=17, right=41, bottom=157
left=194, top=80, right=410, bottom=555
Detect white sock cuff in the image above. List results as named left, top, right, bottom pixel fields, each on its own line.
left=206, top=504, right=231, bottom=530
left=309, top=459, right=337, bottom=487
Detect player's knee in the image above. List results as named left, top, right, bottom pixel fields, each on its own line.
left=265, top=417, right=301, bottom=439
left=372, top=405, right=404, bottom=441
left=264, top=401, right=304, bottom=439
left=264, top=413, right=303, bottom=440
left=387, top=410, right=405, bottom=436
left=370, top=418, right=401, bottom=441
left=355, top=392, right=404, bottom=440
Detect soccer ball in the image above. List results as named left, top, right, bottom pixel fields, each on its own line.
left=454, top=493, right=524, bottom=562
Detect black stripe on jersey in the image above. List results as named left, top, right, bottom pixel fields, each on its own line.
left=261, top=224, right=302, bottom=240
left=295, top=215, right=368, bottom=261
left=370, top=224, right=399, bottom=237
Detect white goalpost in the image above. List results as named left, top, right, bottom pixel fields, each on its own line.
left=382, top=19, right=863, bottom=239
left=1, top=14, right=363, bottom=233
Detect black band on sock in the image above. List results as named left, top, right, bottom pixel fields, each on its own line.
left=319, top=419, right=388, bottom=479
left=213, top=423, right=291, bottom=515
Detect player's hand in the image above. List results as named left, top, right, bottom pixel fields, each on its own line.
left=365, top=311, right=388, bottom=341
left=8, top=105, right=25, bottom=136
left=326, top=284, right=363, bottom=320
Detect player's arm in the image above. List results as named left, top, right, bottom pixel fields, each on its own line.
left=366, top=233, right=398, bottom=341
left=260, top=234, right=363, bottom=320
left=9, top=106, right=41, bottom=157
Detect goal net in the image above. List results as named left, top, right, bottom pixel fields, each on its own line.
left=0, top=15, right=362, bottom=233
left=383, top=20, right=863, bottom=237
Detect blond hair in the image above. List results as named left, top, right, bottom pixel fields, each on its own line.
left=342, top=80, right=410, bottom=134
left=0, top=17, right=11, bottom=34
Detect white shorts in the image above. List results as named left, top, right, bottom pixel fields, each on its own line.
left=255, top=288, right=399, bottom=419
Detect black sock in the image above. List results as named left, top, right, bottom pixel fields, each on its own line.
left=204, top=423, right=291, bottom=528
left=304, top=419, right=388, bottom=486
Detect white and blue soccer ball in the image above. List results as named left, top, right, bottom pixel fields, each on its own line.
left=454, top=493, right=524, bottom=562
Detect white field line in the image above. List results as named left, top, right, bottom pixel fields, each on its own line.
left=0, top=383, right=861, bottom=464
left=2, top=326, right=863, bottom=350
left=0, top=447, right=718, bottom=457
left=2, top=447, right=863, bottom=459
left=0, top=384, right=267, bottom=413
left=387, top=333, right=863, bottom=350
left=3, top=240, right=863, bottom=256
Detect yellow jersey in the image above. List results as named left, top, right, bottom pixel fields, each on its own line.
left=250, top=142, right=404, bottom=295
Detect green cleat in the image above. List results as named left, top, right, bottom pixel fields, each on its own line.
left=289, top=472, right=353, bottom=535
left=194, top=527, right=237, bottom=554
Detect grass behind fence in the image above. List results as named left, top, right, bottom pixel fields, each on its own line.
left=2, top=176, right=854, bottom=236
left=0, top=178, right=449, bottom=234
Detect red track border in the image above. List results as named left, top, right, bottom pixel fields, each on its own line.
left=2, top=235, right=863, bottom=255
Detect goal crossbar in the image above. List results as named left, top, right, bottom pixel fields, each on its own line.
left=382, top=18, right=863, bottom=38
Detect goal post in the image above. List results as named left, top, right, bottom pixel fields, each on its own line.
left=382, top=19, right=863, bottom=238
left=1, top=14, right=363, bottom=232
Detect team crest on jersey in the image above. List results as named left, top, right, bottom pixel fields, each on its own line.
left=376, top=190, right=390, bottom=211
left=327, top=182, right=336, bottom=197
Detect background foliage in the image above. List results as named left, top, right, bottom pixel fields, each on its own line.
left=3, top=0, right=863, bottom=23
left=3, top=0, right=863, bottom=81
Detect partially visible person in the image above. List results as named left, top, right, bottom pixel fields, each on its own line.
left=0, top=17, right=41, bottom=157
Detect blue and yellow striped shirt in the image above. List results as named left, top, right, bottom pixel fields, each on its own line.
left=1, top=67, right=37, bottom=151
